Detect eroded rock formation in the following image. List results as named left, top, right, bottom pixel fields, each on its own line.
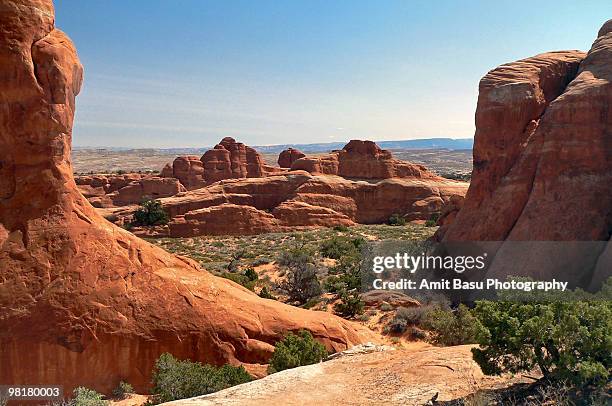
left=76, top=174, right=185, bottom=207
left=291, top=140, right=435, bottom=179
left=201, top=137, right=283, bottom=183
left=437, top=21, right=612, bottom=289
left=0, top=0, right=371, bottom=394
left=159, top=171, right=467, bottom=237
left=277, top=147, right=305, bottom=168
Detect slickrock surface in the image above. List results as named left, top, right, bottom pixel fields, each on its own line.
left=277, top=147, right=305, bottom=168
left=163, top=345, right=529, bottom=406
left=161, top=171, right=467, bottom=237
left=437, top=21, right=612, bottom=289
left=0, top=0, right=373, bottom=395
left=291, top=140, right=436, bottom=179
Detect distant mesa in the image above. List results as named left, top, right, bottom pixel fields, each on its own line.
left=278, top=147, right=305, bottom=168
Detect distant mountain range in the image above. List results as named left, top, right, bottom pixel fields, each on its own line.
left=73, top=138, right=473, bottom=154
left=255, top=138, right=473, bottom=153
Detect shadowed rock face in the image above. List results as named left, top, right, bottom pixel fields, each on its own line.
left=437, top=21, right=612, bottom=289
left=0, top=0, right=372, bottom=394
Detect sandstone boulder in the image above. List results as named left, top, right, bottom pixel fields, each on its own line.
left=0, top=1, right=371, bottom=395
left=277, top=147, right=305, bottom=168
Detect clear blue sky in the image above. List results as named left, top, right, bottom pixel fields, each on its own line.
left=54, top=1, right=610, bottom=148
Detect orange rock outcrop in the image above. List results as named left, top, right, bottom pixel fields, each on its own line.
left=0, top=0, right=371, bottom=395
left=290, top=140, right=434, bottom=179
left=437, top=21, right=612, bottom=289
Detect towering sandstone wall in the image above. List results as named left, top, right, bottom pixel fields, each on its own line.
left=437, top=21, right=612, bottom=289
left=0, top=0, right=371, bottom=394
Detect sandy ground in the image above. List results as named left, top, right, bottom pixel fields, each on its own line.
left=162, top=345, right=529, bottom=406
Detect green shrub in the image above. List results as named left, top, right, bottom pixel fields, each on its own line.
left=277, top=246, right=322, bottom=304
left=319, top=236, right=365, bottom=259
left=279, top=262, right=322, bottom=304
left=72, top=387, right=108, bottom=406
left=112, top=381, right=133, bottom=399
left=333, top=225, right=349, bottom=232
left=424, top=212, right=440, bottom=227
left=422, top=304, right=481, bottom=346
left=243, top=267, right=258, bottom=282
left=276, top=245, right=313, bottom=267
left=333, top=290, right=364, bottom=318
left=258, top=286, right=277, bottom=300
left=471, top=300, right=612, bottom=386
left=151, top=353, right=252, bottom=403
left=219, top=272, right=256, bottom=291
left=131, top=199, right=169, bottom=226
left=268, top=330, right=328, bottom=373
left=387, top=213, right=406, bottom=226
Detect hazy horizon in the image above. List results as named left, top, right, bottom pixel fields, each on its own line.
left=55, top=1, right=610, bottom=148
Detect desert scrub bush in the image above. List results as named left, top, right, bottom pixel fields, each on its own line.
left=424, top=213, right=440, bottom=227
left=151, top=353, right=251, bottom=403
left=333, top=225, right=350, bottom=232
left=422, top=304, right=481, bottom=346
left=258, top=286, right=277, bottom=300
left=319, top=236, right=365, bottom=259
left=219, top=271, right=256, bottom=291
left=72, top=387, right=108, bottom=406
left=243, top=267, right=258, bottom=282
left=111, top=381, right=133, bottom=399
left=279, top=262, right=322, bottom=305
left=277, top=245, right=322, bottom=304
left=131, top=199, right=169, bottom=226
left=333, top=290, right=364, bottom=318
left=471, top=300, right=612, bottom=386
left=387, top=305, right=433, bottom=333
left=268, top=330, right=328, bottom=373
left=251, top=257, right=272, bottom=266
left=387, top=213, right=406, bottom=226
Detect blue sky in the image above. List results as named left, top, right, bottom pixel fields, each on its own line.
left=54, top=1, right=610, bottom=148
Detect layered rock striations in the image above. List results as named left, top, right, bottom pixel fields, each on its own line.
left=160, top=171, right=468, bottom=237
left=160, top=138, right=284, bottom=187
left=437, top=21, right=612, bottom=289
left=0, top=0, right=371, bottom=394
left=290, top=140, right=435, bottom=179
left=76, top=174, right=186, bottom=207
left=201, top=137, right=283, bottom=183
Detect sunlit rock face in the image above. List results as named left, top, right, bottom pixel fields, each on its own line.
left=437, top=21, right=612, bottom=289
left=0, top=0, right=372, bottom=395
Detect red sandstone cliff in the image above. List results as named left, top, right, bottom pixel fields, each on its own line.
left=437, top=21, right=612, bottom=289
left=0, top=0, right=372, bottom=394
